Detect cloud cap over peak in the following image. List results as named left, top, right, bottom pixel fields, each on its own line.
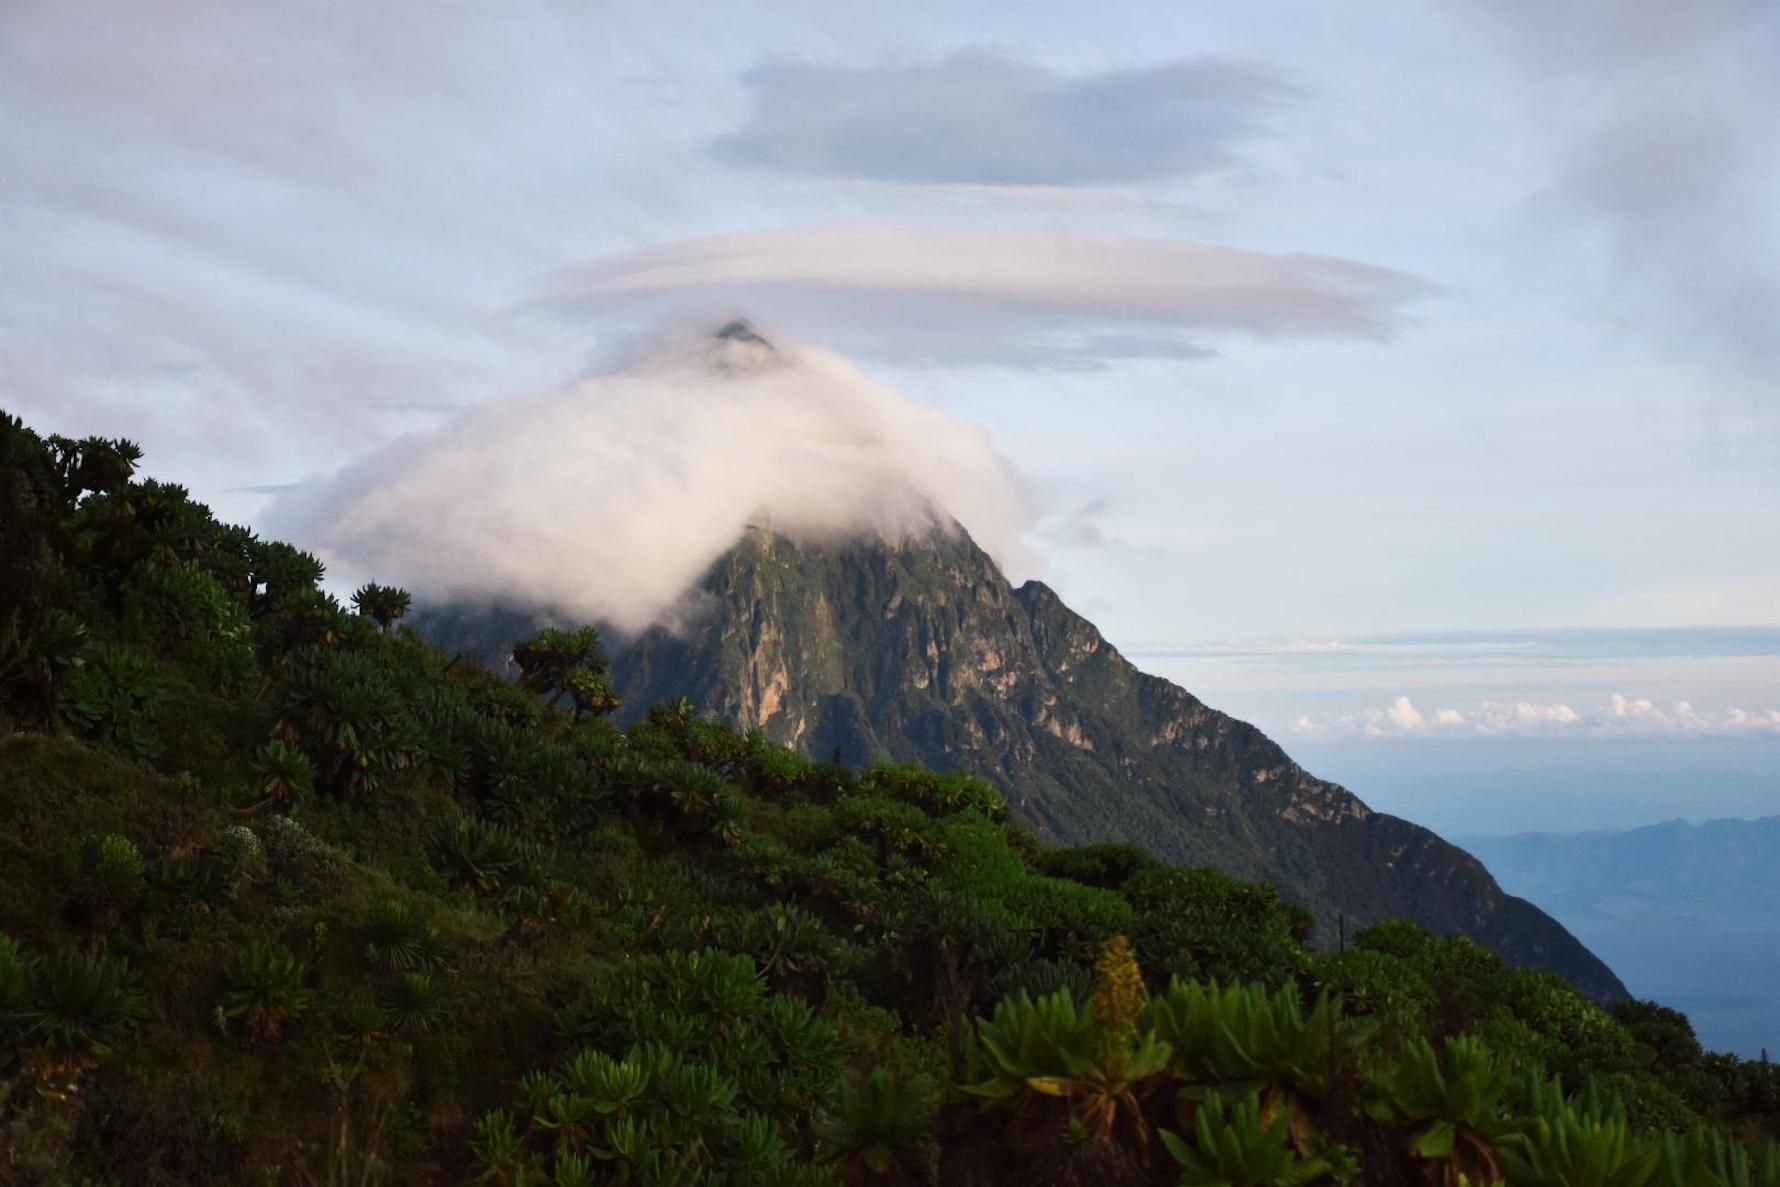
left=268, top=323, right=1033, bottom=635
left=545, top=223, right=1434, bottom=369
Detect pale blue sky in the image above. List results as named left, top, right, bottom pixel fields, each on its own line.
left=4, top=0, right=1777, bottom=828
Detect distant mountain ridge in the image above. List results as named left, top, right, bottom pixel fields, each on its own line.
left=424, top=521, right=1625, bottom=1000
left=1462, top=816, right=1780, bottom=921
left=1461, top=816, right=1780, bottom=1057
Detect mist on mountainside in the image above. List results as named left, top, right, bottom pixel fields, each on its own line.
left=268, top=321, right=1032, bottom=635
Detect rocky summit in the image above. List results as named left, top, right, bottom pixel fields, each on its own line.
left=551, top=521, right=1622, bottom=1000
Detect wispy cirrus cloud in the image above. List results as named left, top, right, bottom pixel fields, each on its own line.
left=543, top=223, right=1434, bottom=370
left=712, top=51, right=1298, bottom=186
left=1132, top=626, right=1780, bottom=669
left=0, top=0, right=608, bottom=493
left=1475, top=0, right=1780, bottom=387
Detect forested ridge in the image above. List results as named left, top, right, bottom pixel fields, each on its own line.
left=2, top=408, right=1777, bottom=1186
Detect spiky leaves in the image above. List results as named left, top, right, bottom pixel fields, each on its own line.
left=0, top=608, right=88, bottom=729
left=1161, top=1092, right=1335, bottom=1187
left=493, top=1041, right=824, bottom=1187
left=969, top=975, right=1170, bottom=1154
left=361, top=900, right=451, bottom=973
left=276, top=647, right=420, bottom=797
left=57, top=644, right=168, bottom=759
left=74, top=833, right=145, bottom=923
left=1147, top=980, right=1352, bottom=1110
left=430, top=814, right=530, bottom=895
left=247, top=541, right=326, bottom=618
left=1497, top=1085, right=1660, bottom=1187
left=125, top=560, right=255, bottom=688
left=381, top=972, right=449, bottom=1036
left=350, top=582, right=412, bottom=632
left=1657, top=1127, right=1780, bottom=1187
left=560, top=665, right=620, bottom=719
left=221, top=942, right=311, bottom=1042
left=558, top=949, right=840, bottom=1126
left=472, top=1108, right=530, bottom=1186
left=818, top=1068, right=938, bottom=1185
left=511, top=626, right=620, bottom=718
left=247, top=738, right=315, bottom=812
left=968, top=988, right=1098, bottom=1101
left=1368, top=1035, right=1512, bottom=1186
left=15, top=950, right=147, bottom=1057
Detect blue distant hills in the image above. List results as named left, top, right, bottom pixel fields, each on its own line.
left=1464, top=816, right=1780, bottom=1058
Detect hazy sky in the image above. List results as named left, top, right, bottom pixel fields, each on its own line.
left=5, top=0, right=1777, bottom=828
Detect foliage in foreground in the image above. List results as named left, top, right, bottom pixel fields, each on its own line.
left=2, top=409, right=1778, bottom=1186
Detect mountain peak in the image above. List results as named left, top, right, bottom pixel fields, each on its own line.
left=618, top=316, right=792, bottom=380
left=712, top=317, right=774, bottom=349
left=695, top=317, right=787, bottom=375
left=595, top=526, right=1628, bottom=1001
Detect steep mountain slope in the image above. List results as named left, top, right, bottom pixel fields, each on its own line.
left=587, top=523, right=1624, bottom=999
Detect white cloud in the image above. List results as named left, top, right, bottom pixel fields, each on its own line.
left=1386, top=695, right=1426, bottom=730
left=267, top=322, right=1032, bottom=636
left=1504, top=701, right=1581, bottom=726
left=1299, top=690, right=1780, bottom=739
left=543, top=223, right=1434, bottom=370
left=1609, top=691, right=1650, bottom=717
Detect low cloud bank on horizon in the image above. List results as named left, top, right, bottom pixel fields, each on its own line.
left=1294, top=692, right=1780, bottom=741
left=1132, top=626, right=1780, bottom=666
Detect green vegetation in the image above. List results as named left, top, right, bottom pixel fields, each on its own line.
left=2, top=408, right=1778, bottom=1185
left=588, top=521, right=1624, bottom=1002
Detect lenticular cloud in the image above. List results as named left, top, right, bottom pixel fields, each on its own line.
left=267, top=321, right=1032, bottom=635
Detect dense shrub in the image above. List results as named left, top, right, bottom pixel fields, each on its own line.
left=220, top=941, right=311, bottom=1042
left=57, top=643, right=168, bottom=758
left=3, top=412, right=1778, bottom=1186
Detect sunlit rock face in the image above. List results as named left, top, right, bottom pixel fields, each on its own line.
left=573, top=522, right=1621, bottom=1000
left=397, top=319, right=1625, bottom=1002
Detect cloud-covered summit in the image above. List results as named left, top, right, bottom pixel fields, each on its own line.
left=268, top=321, right=1032, bottom=634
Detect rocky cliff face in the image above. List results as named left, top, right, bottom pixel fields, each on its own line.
left=598, top=523, right=1626, bottom=1001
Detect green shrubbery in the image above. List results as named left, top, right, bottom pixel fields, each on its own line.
left=221, top=941, right=311, bottom=1042
left=1, top=938, right=146, bottom=1066
left=3, top=409, right=1780, bottom=1185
